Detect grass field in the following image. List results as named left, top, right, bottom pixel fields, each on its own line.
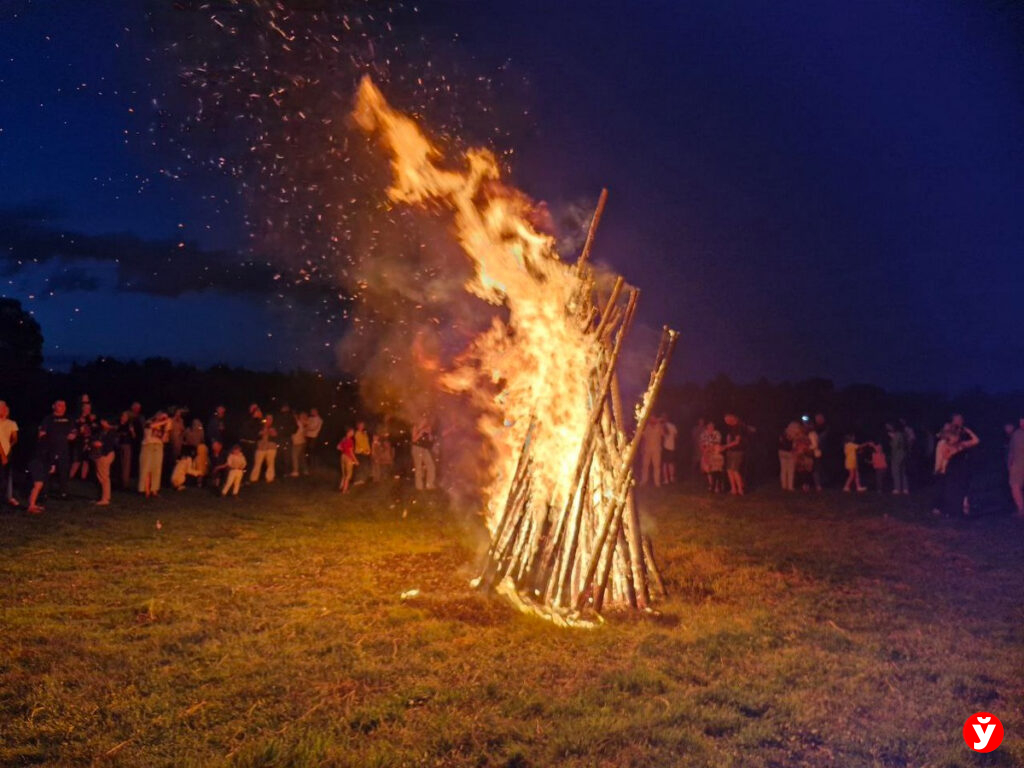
left=1, top=475, right=1022, bottom=767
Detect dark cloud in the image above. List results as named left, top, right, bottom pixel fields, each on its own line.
left=0, top=205, right=342, bottom=306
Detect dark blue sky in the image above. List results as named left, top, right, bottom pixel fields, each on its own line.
left=2, top=1, right=1022, bottom=391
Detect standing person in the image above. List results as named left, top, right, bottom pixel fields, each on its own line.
left=250, top=414, right=278, bottom=483
left=25, top=426, right=52, bottom=514
left=661, top=416, right=679, bottom=485
left=690, top=418, right=706, bottom=477
left=0, top=401, right=19, bottom=506
left=129, top=402, right=144, bottom=478
left=842, top=433, right=868, bottom=492
left=290, top=411, right=308, bottom=477
left=220, top=445, right=247, bottom=497
left=778, top=423, right=799, bottom=492
left=41, top=400, right=76, bottom=499
left=70, top=396, right=97, bottom=481
left=91, top=417, right=117, bottom=505
left=139, top=412, right=170, bottom=497
left=1007, top=418, right=1024, bottom=516
left=207, top=440, right=227, bottom=491
left=813, top=413, right=831, bottom=485
left=371, top=432, right=394, bottom=482
left=353, top=421, right=372, bottom=484
left=411, top=416, right=436, bottom=491
left=943, top=419, right=980, bottom=516
left=869, top=441, right=888, bottom=493
left=239, top=405, right=262, bottom=473
left=887, top=423, right=909, bottom=495
left=793, top=424, right=814, bottom=491
left=699, top=420, right=722, bottom=492
left=206, top=406, right=227, bottom=449
left=276, top=404, right=296, bottom=477
left=169, top=409, right=186, bottom=462
left=116, top=411, right=136, bottom=489
left=721, top=414, right=749, bottom=496
left=806, top=420, right=824, bottom=491
left=303, top=407, right=323, bottom=472
left=337, top=428, right=357, bottom=493
left=640, top=415, right=664, bottom=487
left=184, top=418, right=204, bottom=450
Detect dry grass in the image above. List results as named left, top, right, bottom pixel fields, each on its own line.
left=1, top=476, right=1021, bottom=767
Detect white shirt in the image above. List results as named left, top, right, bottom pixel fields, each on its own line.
left=662, top=421, right=678, bottom=451
left=0, top=418, right=19, bottom=455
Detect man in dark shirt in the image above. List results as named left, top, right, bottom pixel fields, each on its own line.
left=91, top=417, right=118, bottom=505
left=239, top=405, right=262, bottom=472
left=40, top=400, right=75, bottom=498
left=207, top=405, right=227, bottom=447
left=276, top=404, right=296, bottom=477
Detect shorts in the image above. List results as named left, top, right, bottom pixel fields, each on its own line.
left=29, top=459, right=51, bottom=484
left=725, top=450, right=744, bottom=472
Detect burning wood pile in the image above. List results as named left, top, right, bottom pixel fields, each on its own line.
left=354, top=77, right=677, bottom=626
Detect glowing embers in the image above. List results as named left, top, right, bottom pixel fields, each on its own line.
left=354, top=78, right=676, bottom=623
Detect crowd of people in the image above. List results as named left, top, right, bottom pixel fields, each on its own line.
left=0, top=395, right=444, bottom=514
left=640, top=408, right=1024, bottom=518
left=2, top=394, right=1022, bottom=519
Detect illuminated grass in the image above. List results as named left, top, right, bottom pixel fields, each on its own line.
left=1, top=478, right=1021, bottom=767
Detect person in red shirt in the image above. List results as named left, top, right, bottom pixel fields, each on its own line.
left=337, top=428, right=358, bottom=493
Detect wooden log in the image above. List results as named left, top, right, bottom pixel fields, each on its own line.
left=642, top=535, right=666, bottom=598
left=575, top=188, right=608, bottom=275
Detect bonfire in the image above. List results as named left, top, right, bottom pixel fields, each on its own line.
left=354, top=77, right=677, bottom=626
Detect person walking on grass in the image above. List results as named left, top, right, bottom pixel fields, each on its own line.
left=0, top=400, right=20, bottom=507
left=1007, top=417, right=1024, bottom=516
left=250, top=414, right=278, bottom=483
left=842, top=433, right=868, bottom=492
left=338, top=428, right=358, bottom=493
left=91, top=417, right=117, bottom=506
left=220, top=444, right=247, bottom=497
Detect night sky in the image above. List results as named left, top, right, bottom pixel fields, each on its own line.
left=2, top=1, right=1022, bottom=392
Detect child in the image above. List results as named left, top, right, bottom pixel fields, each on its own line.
left=869, top=441, right=888, bottom=493
left=220, top=444, right=247, bottom=497
left=843, top=434, right=867, bottom=492
left=337, top=428, right=357, bottom=493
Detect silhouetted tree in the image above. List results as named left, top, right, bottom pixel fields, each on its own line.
left=0, top=298, right=43, bottom=373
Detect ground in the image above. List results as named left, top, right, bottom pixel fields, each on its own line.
left=1, top=476, right=1022, bottom=768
